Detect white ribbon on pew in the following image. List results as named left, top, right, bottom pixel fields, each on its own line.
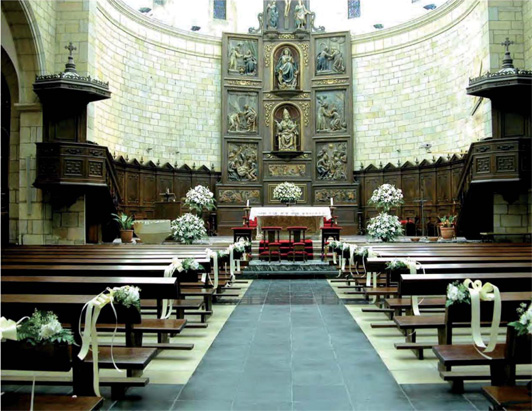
left=0, top=316, right=26, bottom=341
left=78, top=291, right=121, bottom=397
left=403, top=259, right=425, bottom=316
left=229, top=246, right=236, bottom=281
left=365, top=248, right=379, bottom=287
left=161, top=257, right=181, bottom=320
left=205, top=249, right=219, bottom=290
left=332, top=246, right=337, bottom=265
left=464, top=279, right=501, bottom=354
left=348, top=244, right=357, bottom=276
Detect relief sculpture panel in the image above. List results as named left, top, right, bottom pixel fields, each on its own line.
left=315, top=188, right=357, bottom=204
left=227, top=143, right=259, bottom=182
left=316, top=142, right=348, bottom=181
left=315, top=36, right=346, bottom=75
left=227, top=92, right=258, bottom=134
left=219, top=189, right=261, bottom=204
left=316, top=90, right=347, bottom=133
left=227, top=38, right=258, bottom=77
left=268, top=164, right=306, bottom=177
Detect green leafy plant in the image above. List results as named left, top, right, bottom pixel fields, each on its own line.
left=508, top=299, right=532, bottom=336
left=446, top=281, right=470, bottom=307
left=112, top=212, right=135, bottom=230
left=439, top=215, right=457, bottom=227
left=385, top=259, right=407, bottom=271
left=17, top=310, right=75, bottom=346
left=112, top=285, right=141, bottom=312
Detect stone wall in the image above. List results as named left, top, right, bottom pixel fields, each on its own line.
left=523, top=0, right=532, bottom=68
left=91, top=0, right=222, bottom=169
left=351, top=0, right=491, bottom=167
left=493, top=192, right=531, bottom=240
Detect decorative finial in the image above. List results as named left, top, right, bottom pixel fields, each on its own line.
left=500, top=37, right=516, bottom=71
left=63, top=42, right=78, bottom=75
left=193, top=163, right=196, bottom=169
left=140, top=156, right=144, bottom=164
left=360, top=162, right=364, bottom=170
left=379, top=161, right=383, bottom=169
left=157, top=159, right=160, bottom=166
left=415, top=157, right=419, bottom=165
left=397, top=159, right=401, bottom=167
left=211, top=163, right=214, bottom=171
left=174, top=161, right=178, bottom=168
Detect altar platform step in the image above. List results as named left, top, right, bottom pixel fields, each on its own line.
left=241, top=260, right=339, bottom=279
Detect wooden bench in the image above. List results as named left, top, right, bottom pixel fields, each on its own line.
left=482, top=386, right=532, bottom=410
left=1, top=294, right=154, bottom=398
left=1, top=393, right=104, bottom=411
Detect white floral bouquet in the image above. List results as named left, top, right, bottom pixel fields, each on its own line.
left=509, top=299, right=532, bottom=336
left=273, top=182, right=302, bottom=203
left=232, top=240, right=251, bottom=253
left=385, top=259, right=408, bottom=271
left=172, top=258, right=204, bottom=273
left=184, top=185, right=216, bottom=215
left=16, top=310, right=75, bottom=346
left=368, top=184, right=404, bottom=212
left=446, top=281, right=470, bottom=307
left=171, top=213, right=207, bottom=244
left=366, top=212, right=403, bottom=242
left=112, top=285, right=141, bottom=311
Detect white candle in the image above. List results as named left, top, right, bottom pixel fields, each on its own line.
left=330, top=197, right=333, bottom=206
left=246, top=199, right=249, bottom=207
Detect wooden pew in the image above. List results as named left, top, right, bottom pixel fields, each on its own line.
left=1, top=276, right=193, bottom=349
left=1, top=294, right=156, bottom=399
left=432, top=298, right=532, bottom=392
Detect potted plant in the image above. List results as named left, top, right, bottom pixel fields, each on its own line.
left=438, top=215, right=457, bottom=240
left=112, top=212, right=135, bottom=243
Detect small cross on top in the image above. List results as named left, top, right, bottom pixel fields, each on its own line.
left=501, top=37, right=514, bottom=53
left=65, top=42, right=77, bottom=57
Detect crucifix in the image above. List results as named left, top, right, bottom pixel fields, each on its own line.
left=284, top=0, right=291, bottom=29
left=500, top=37, right=515, bottom=70
left=64, top=42, right=77, bottom=74
left=501, top=37, right=514, bottom=52
left=413, top=198, right=429, bottom=237
left=159, top=187, right=176, bottom=202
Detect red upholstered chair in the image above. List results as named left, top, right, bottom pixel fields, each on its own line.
left=289, top=242, right=307, bottom=262
left=259, top=226, right=283, bottom=260
left=287, top=226, right=307, bottom=244
left=268, top=242, right=281, bottom=262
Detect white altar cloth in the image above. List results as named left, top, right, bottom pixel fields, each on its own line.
left=249, top=206, right=331, bottom=220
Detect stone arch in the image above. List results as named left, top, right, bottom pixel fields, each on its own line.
left=1, top=0, right=45, bottom=103
left=1, top=48, right=20, bottom=244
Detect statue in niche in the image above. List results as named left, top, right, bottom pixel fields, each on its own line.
left=316, top=94, right=347, bottom=132
left=227, top=144, right=258, bottom=182
left=243, top=50, right=257, bottom=75
left=316, top=143, right=347, bottom=180
left=275, top=109, right=299, bottom=151
left=266, top=1, right=279, bottom=29
left=294, top=0, right=311, bottom=29
left=275, top=48, right=299, bottom=90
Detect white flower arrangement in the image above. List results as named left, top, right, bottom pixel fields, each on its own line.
left=172, top=258, right=204, bottom=273
left=446, top=281, right=470, bottom=307
left=232, top=239, right=251, bottom=253
left=368, top=184, right=404, bottom=212
left=509, top=300, right=532, bottom=336
left=184, top=185, right=216, bottom=215
left=111, top=285, right=141, bottom=311
left=366, top=212, right=403, bottom=242
left=171, top=213, right=207, bottom=244
left=385, top=259, right=408, bottom=271
left=273, top=182, right=302, bottom=203
left=16, top=310, right=75, bottom=346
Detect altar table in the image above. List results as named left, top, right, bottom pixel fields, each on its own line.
left=249, top=207, right=332, bottom=238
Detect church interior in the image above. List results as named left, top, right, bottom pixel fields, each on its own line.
left=1, top=0, right=531, bottom=410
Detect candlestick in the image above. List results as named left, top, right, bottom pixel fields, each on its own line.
left=330, top=197, right=333, bottom=206
left=246, top=199, right=249, bottom=207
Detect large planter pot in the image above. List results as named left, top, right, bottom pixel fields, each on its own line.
left=120, top=229, right=134, bottom=243
left=440, top=226, right=455, bottom=240
left=133, top=220, right=171, bottom=244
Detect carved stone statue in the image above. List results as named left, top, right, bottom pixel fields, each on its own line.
left=228, top=104, right=257, bottom=133
left=294, top=0, right=311, bottom=29
left=266, top=1, right=279, bottom=29
left=228, top=44, right=243, bottom=72
left=243, top=50, right=257, bottom=75
left=275, top=48, right=298, bottom=90
left=275, top=108, right=298, bottom=151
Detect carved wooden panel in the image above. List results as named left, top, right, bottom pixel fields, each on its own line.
left=436, top=170, right=451, bottom=202
left=401, top=174, right=419, bottom=203
left=126, top=173, right=140, bottom=204
left=142, top=174, right=157, bottom=205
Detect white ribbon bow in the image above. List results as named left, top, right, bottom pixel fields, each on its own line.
left=399, top=259, right=425, bottom=315
left=205, top=249, right=219, bottom=290
left=365, top=248, right=379, bottom=287
left=78, top=291, right=121, bottom=397
left=348, top=244, right=357, bottom=276
left=161, top=257, right=181, bottom=319
left=463, top=279, right=501, bottom=354
left=0, top=317, right=21, bottom=341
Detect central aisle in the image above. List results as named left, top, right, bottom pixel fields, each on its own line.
left=175, top=279, right=413, bottom=410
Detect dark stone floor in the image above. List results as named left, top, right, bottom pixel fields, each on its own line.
left=2, top=279, right=492, bottom=410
